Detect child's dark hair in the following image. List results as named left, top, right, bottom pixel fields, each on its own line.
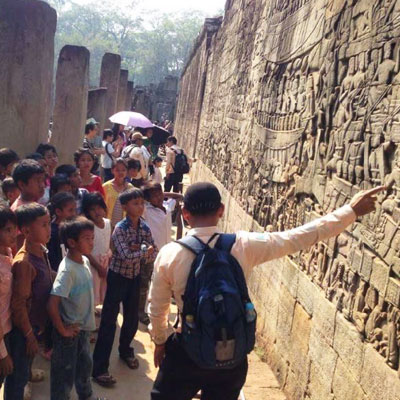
left=119, top=188, right=144, bottom=205
left=26, top=152, right=44, bottom=162
left=103, top=129, right=113, bottom=140
left=81, top=192, right=107, bottom=220
left=1, top=178, right=17, bottom=195
left=73, top=148, right=98, bottom=172
left=112, top=158, right=128, bottom=170
left=48, top=192, right=75, bottom=217
left=15, top=203, right=48, bottom=229
left=153, top=157, right=162, bottom=164
left=55, top=164, right=77, bottom=177
left=183, top=182, right=222, bottom=216
left=127, top=159, right=141, bottom=171
left=36, top=143, right=57, bottom=156
left=0, top=148, right=19, bottom=169
left=0, top=206, right=17, bottom=229
left=167, top=136, right=177, bottom=145
left=60, top=216, right=94, bottom=249
left=50, top=174, right=71, bottom=197
left=142, top=182, right=162, bottom=201
left=12, top=159, right=45, bottom=186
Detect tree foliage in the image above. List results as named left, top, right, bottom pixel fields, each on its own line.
left=45, top=0, right=205, bottom=86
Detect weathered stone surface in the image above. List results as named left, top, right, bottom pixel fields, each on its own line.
left=125, top=81, right=134, bottom=111
left=116, top=69, right=128, bottom=112
left=52, top=45, right=90, bottom=164
left=333, top=313, right=364, bottom=382
left=332, top=358, right=365, bottom=400
left=177, top=0, right=400, bottom=396
left=87, top=87, right=107, bottom=133
left=100, top=53, right=121, bottom=128
left=310, top=291, right=337, bottom=346
left=0, top=0, right=56, bottom=156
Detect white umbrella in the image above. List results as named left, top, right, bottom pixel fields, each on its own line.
left=109, top=111, right=153, bottom=128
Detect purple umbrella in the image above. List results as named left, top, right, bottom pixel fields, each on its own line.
left=109, top=111, right=153, bottom=128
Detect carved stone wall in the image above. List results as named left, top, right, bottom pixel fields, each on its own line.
left=175, top=1, right=400, bottom=399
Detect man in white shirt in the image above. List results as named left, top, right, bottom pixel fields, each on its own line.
left=148, top=181, right=384, bottom=400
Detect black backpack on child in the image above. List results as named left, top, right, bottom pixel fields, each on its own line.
left=176, top=233, right=257, bottom=370
left=174, top=150, right=190, bottom=174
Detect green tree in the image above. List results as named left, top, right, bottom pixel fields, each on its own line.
left=46, top=0, right=205, bottom=86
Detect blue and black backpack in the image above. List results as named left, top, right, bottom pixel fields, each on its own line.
left=176, top=233, right=256, bottom=370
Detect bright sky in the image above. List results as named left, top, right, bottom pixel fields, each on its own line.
left=72, top=0, right=226, bottom=16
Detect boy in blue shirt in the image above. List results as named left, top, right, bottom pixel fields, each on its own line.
left=47, top=216, right=105, bottom=400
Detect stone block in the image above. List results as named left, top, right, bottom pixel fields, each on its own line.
left=0, top=0, right=56, bottom=155
left=369, top=258, right=389, bottom=296
left=52, top=45, right=90, bottom=164
left=117, top=69, right=129, bottom=112
left=333, top=313, right=364, bottom=382
left=296, top=272, right=315, bottom=316
left=125, top=81, right=134, bottom=111
left=100, top=53, right=121, bottom=128
left=275, top=286, right=296, bottom=355
left=308, top=328, right=338, bottom=379
left=386, top=277, right=400, bottom=307
left=310, top=291, right=336, bottom=346
left=306, top=361, right=334, bottom=400
left=280, top=258, right=299, bottom=298
left=87, top=87, right=107, bottom=133
left=332, top=358, right=365, bottom=400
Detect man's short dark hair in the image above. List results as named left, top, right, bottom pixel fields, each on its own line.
left=119, top=188, right=144, bottom=205
left=142, top=182, right=162, bottom=201
left=183, top=182, right=222, bottom=216
left=81, top=192, right=107, bottom=219
left=55, top=164, right=77, bottom=177
left=12, top=159, right=45, bottom=186
left=36, top=143, right=57, bottom=156
left=85, top=122, right=96, bottom=134
left=15, top=203, right=48, bottom=229
left=60, top=216, right=94, bottom=249
left=127, top=159, right=141, bottom=171
left=167, top=136, right=177, bottom=145
left=0, top=206, right=17, bottom=229
left=50, top=173, right=71, bottom=196
left=0, top=148, right=19, bottom=169
left=1, top=177, right=17, bottom=195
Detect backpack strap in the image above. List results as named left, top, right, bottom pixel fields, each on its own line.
left=215, top=233, right=236, bottom=253
left=176, top=235, right=207, bottom=255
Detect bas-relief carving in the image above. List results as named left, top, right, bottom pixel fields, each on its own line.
left=176, top=0, right=400, bottom=377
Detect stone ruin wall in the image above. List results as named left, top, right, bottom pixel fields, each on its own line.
left=175, top=1, right=400, bottom=399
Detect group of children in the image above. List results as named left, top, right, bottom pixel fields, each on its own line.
left=0, top=139, right=181, bottom=399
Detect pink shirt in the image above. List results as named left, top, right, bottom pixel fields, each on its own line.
left=0, top=248, right=13, bottom=358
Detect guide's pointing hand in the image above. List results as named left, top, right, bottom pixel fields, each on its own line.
left=350, top=186, right=386, bottom=217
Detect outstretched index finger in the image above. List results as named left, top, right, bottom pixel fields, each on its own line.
left=363, top=186, right=387, bottom=197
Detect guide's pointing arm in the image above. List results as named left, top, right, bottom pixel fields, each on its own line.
left=234, top=186, right=386, bottom=271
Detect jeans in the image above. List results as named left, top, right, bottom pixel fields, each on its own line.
left=164, top=172, right=183, bottom=193
left=151, top=334, right=248, bottom=400
left=4, top=328, right=30, bottom=400
left=92, top=270, right=141, bottom=377
left=138, top=262, right=154, bottom=318
left=51, top=330, right=93, bottom=400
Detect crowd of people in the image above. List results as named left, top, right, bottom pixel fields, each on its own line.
left=0, top=115, right=384, bottom=400
left=0, top=119, right=189, bottom=400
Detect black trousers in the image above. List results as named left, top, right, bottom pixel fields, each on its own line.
left=164, top=172, right=183, bottom=193
left=151, top=334, right=248, bottom=400
left=92, top=270, right=141, bottom=377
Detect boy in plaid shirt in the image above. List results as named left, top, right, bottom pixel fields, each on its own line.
left=92, top=188, right=157, bottom=387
